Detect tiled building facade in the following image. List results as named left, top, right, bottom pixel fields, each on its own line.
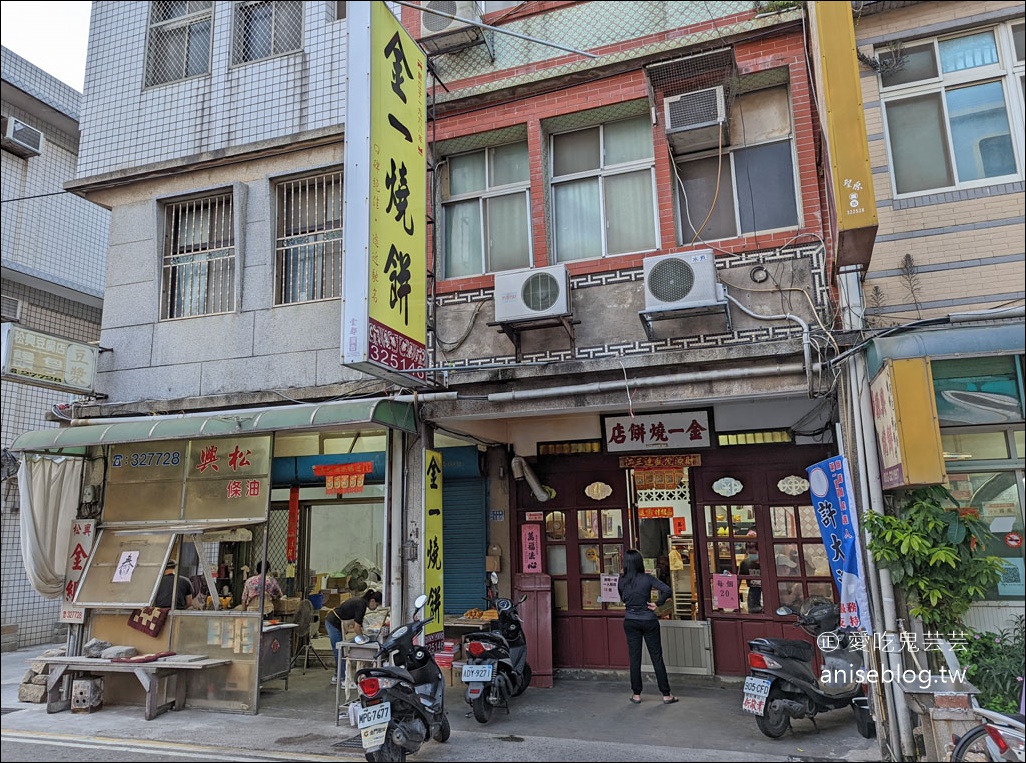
left=1, top=46, right=110, bottom=648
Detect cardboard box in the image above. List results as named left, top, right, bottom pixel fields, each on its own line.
left=275, top=596, right=301, bottom=615
left=485, top=556, right=500, bottom=572
left=327, top=576, right=347, bottom=591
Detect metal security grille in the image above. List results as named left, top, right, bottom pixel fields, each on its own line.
left=145, top=1, right=213, bottom=87
left=275, top=171, right=343, bottom=305
left=161, top=193, right=236, bottom=319
left=233, top=0, right=304, bottom=65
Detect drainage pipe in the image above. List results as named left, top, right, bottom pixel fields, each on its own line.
left=838, top=269, right=916, bottom=760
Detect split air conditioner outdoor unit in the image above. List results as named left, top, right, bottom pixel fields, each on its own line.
left=664, top=86, right=729, bottom=155
left=1, top=117, right=44, bottom=158
left=643, top=250, right=725, bottom=312
left=493, top=264, right=571, bottom=323
left=419, top=0, right=484, bottom=55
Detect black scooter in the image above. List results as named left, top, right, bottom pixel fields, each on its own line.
left=462, top=572, right=531, bottom=723
left=354, top=594, right=450, bottom=762
left=743, top=598, right=875, bottom=740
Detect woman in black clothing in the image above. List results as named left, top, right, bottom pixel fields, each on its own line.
left=618, top=548, right=678, bottom=705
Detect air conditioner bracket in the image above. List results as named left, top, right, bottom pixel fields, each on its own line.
left=639, top=302, right=731, bottom=342
left=487, top=315, right=579, bottom=362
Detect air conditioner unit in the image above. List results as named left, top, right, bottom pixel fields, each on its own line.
left=419, top=0, right=484, bottom=55
left=1, top=117, right=44, bottom=158
left=494, top=264, right=571, bottom=323
left=664, top=86, right=729, bottom=155
left=643, top=250, right=725, bottom=311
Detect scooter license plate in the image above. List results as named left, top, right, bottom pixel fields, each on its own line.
left=357, top=701, right=391, bottom=729
left=742, top=676, right=772, bottom=716
left=462, top=664, right=493, bottom=682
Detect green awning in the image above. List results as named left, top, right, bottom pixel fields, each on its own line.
left=10, top=398, right=417, bottom=451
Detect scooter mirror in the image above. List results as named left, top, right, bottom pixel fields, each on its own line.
left=413, top=593, right=428, bottom=611
left=489, top=571, right=499, bottom=585
left=775, top=606, right=794, bottom=616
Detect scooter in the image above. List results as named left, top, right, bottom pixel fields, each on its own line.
left=950, top=699, right=1025, bottom=762
left=354, top=594, right=450, bottom=762
left=743, top=597, right=875, bottom=740
left=462, top=572, right=531, bottom=723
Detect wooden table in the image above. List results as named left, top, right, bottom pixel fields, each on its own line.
left=41, top=655, right=232, bottom=720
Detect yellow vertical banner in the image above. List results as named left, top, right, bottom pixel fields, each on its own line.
left=424, top=449, right=444, bottom=640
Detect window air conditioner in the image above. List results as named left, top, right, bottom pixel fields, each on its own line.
left=493, top=264, right=571, bottom=323
left=664, top=86, right=729, bottom=155
left=1, top=117, right=44, bottom=158
left=419, top=0, right=484, bottom=55
left=643, top=250, right=725, bottom=311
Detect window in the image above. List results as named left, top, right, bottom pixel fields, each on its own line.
left=674, top=85, right=798, bottom=243
left=442, top=142, right=531, bottom=278
left=274, top=171, right=343, bottom=304
left=145, top=1, right=213, bottom=87
left=335, top=1, right=346, bottom=21
left=233, top=0, right=303, bottom=65
left=879, top=22, right=1024, bottom=196
left=161, top=193, right=236, bottom=319
left=551, top=115, right=657, bottom=262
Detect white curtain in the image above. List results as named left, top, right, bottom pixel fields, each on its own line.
left=18, top=453, right=83, bottom=598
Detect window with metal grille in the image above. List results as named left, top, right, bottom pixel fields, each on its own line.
left=161, top=193, right=236, bottom=319
left=233, top=0, right=303, bottom=65
left=274, top=171, right=343, bottom=305
left=145, top=1, right=213, bottom=88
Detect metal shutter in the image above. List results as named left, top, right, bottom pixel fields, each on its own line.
left=442, top=478, right=487, bottom=614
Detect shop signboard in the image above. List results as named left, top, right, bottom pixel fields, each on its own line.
left=424, top=449, right=443, bottom=639
left=604, top=411, right=712, bottom=452
left=1, top=323, right=98, bottom=394
left=870, top=358, right=946, bottom=490
left=342, top=1, right=427, bottom=385
left=103, top=436, right=271, bottom=525
left=61, top=519, right=95, bottom=623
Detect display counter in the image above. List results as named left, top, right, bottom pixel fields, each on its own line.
left=260, top=623, right=297, bottom=688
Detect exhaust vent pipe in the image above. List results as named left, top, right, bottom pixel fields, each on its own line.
left=510, top=456, right=550, bottom=503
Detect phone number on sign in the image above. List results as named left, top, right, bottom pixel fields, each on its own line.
left=113, top=452, right=183, bottom=467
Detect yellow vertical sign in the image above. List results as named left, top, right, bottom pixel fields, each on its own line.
left=424, top=449, right=444, bottom=639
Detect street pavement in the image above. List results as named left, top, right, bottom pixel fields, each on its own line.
left=2, top=642, right=884, bottom=762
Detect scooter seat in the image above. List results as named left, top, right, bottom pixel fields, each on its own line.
left=748, top=637, right=814, bottom=662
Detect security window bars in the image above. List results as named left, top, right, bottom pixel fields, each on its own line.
left=879, top=22, right=1024, bottom=196
left=442, top=142, right=531, bottom=279
left=551, top=116, right=657, bottom=262
left=275, top=171, right=343, bottom=305
left=674, top=85, right=799, bottom=243
left=233, top=0, right=303, bottom=65
left=161, top=193, right=236, bottom=319
left=145, top=1, right=213, bottom=87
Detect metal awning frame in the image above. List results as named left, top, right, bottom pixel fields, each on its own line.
left=10, top=398, right=418, bottom=453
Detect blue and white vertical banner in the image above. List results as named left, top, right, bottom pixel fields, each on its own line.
left=807, top=456, right=873, bottom=633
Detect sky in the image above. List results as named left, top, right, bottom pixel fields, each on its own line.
left=1, top=1, right=91, bottom=91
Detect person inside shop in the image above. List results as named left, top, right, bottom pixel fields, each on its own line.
left=618, top=549, right=678, bottom=705
left=154, top=560, right=194, bottom=609
left=241, top=561, right=283, bottom=615
left=325, top=590, right=382, bottom=686
left=739, top=543, right=762, bottom=613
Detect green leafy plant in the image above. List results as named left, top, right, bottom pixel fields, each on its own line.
left=864, top=485, right=1005, bottom=630
left=959, top=615, right=1025, bottom=714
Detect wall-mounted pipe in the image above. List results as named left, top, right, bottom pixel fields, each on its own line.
left=487, top=361, right=813, bottom=403
left=723, top=293, right=813, bottom=398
